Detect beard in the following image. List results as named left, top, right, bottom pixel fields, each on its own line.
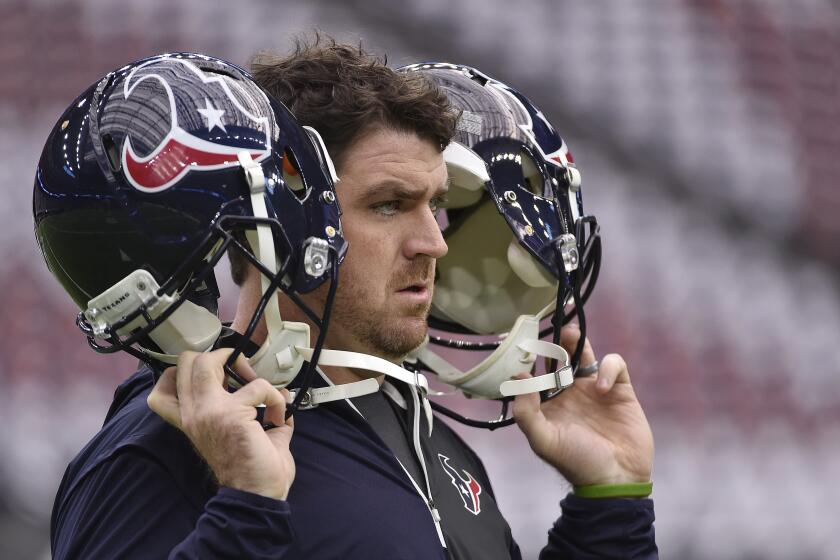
left=315, top=257, right=435, bottom=362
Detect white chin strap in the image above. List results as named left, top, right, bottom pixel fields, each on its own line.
left=84, top=151, right=429, bottom=409
left=409, top=313, right=573, bottom=399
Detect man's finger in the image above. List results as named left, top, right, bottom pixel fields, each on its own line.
left=559, top=323, right=596, bottom=367
left=229, top=352, right=259, bottom=385
left=148, top=367, right=183, bottom=428
left=511, top=373, right=544, bottom=434
left=174, top=351, right=199, bottom=409
left=231, top=378, right=281, bottom=409
left=262, top=387, right=293, bottom=429
left=595, top=353, right=630, bottom=393
left=189, top=349, right=236, bottom=400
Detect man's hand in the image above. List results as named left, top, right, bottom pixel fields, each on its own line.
left=513, top=325, right=654, bottom=487
left=147, top=349, right=295, bottom=500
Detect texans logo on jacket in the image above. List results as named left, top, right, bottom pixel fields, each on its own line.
left=116, top=56, right=272, bottom=193
left=438, top=454, right=482, bottom=515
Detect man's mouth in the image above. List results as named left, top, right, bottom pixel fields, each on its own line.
left=396, top=281, right=432, bottom=302
left=397, top=278, right=431, bottom=292
left=399, top=283, right=427, bottom=293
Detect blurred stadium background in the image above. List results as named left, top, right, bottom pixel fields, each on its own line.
left=2, top=0, right=839, bottom=558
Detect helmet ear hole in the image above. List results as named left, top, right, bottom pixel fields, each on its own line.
left=283, top=148, right=307, bottom=199
left=102, top=134, right=121, bottom=173
left=520, top=150, right=542, bottom=196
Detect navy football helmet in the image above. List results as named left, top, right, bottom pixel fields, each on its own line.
left=399, top=63, right=602, bottom=429
left=33, top=53, right=358, bottom=411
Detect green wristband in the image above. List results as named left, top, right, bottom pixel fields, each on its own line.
left=573, top=481, right=653, bottom=499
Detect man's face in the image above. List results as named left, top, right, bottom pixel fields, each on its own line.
left=316, top=127, right=449, bottom=361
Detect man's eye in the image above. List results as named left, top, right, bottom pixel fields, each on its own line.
left=430, top=194, right=448, bottom=213
left=372, top=201, right=400, bottom=215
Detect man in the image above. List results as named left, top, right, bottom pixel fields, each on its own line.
left=46, top=40, right=656, bottom=559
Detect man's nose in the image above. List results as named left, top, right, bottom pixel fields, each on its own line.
left=404, top=207, right=448, bottom=259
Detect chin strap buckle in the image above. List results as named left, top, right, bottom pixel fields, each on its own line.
left=288, top=378, right=380, bottom=410
left=289, top=388, right=315, bottom=410
left=553, top=365, right=575, bottom=390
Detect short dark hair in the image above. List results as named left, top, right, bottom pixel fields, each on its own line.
left=251, top=34, right=456, bottom=168
left=228, top=34, right=457, bottom=285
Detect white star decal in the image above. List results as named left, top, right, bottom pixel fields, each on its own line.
left=197, top=98, right=227, bottom=133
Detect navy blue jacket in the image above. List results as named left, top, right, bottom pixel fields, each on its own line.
left=51, top=368, right=658, bottom=559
